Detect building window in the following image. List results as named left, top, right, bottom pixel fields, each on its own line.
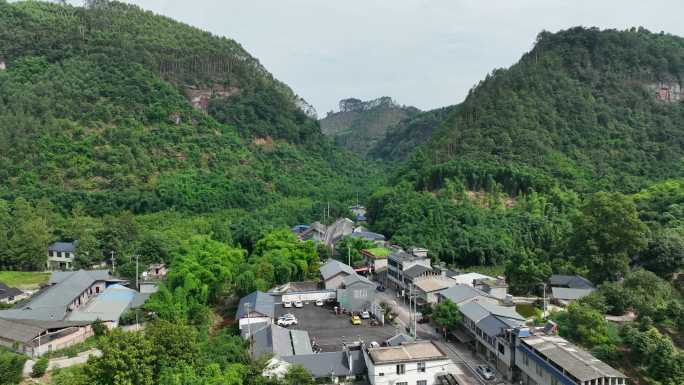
left=498, top=343, right=505, bottom=354
left=523, top=353, right=529, bottom=366
left=417, top=381, right=427, bottom=385
left=396, top=364, right=405, bottom=375
left=378, top=373, right=384, bottom=376
left=536, top=363, right=543, bottom=377
left=417, top=362, right=426, bottom=372
left=551, top=378, right=559, bottom=385
left=396, top=383, right=407, bottom=385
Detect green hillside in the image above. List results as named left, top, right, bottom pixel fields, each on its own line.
left=418, top=27, right=684, bottom=194
left=369, top=105, right=455, bottom=160
left=320, top=97, right=420, bottom=157
left=0, top=0, right=378, bottom=218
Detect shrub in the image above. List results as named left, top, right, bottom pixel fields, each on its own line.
left=31, top=357, right=48, bottom=378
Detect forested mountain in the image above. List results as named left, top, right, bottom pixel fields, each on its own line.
left=0, top=0, right=378, bottom=219
left=419, top=27, right=684, bottom=193
left=369, top=105, right=455, bottom=160
left=319, top=97, right=419, bottom=157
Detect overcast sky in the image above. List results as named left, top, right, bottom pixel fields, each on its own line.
left=112, top=1, right=684, bottom=114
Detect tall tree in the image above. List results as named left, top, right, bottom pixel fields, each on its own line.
left=570, top=192, right=648, bottom=283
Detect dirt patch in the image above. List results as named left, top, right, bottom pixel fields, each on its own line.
left=185, top=85, right=240, bottom=111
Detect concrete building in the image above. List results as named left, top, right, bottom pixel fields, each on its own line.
left=0, top=318, right=93, bottom=357
left=67, top=284, right=141, bottom=327
left=516, top=332, right=627, bottom=385
left=551, top=287, right=595, bottom=306
left=549, top=275, right=594, bottom=290
left=361, top=248, right=391, bottom=276
left=47, top=241, right=78, bottom=270
left=387, top=249, right=432, bottom=293
left=363, top=340, right=456, bottom=385
left=240, top=321, right=313, bottom=360
left=474, top=277, right=509, bottom=300
left=143, top=263, right=168, bottom=280
left=413, top=276, right=457, bottom=305
left=235, top=291, right=275, bottom=328
left=337, top=273, right=376, bottom=312
left=0, top=270, right=124, bottom=322
left=320, top=259, right=356, bottom=290
left=458, top=301, right=526, bottom=380
left=450, top=272, right=494, bottom=287
left=265, top=348, right=365, bottom=383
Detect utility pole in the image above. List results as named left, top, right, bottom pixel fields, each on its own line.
left=542, top=282, right=547, bottom=319
left=110, top=251, right=115, bottom=274
left=347, top=246, right=351, bottom=266
left=135, top=255, right=139, bottom=291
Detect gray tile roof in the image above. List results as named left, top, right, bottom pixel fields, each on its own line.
left=477, top=314, right=509, bottom=337
left=48, top=270, right=114, bottom=285
left=67, top=284, right=137, bottom=322
left=551, top=287, right=595, bottom=301
left=251, top=323, right=294, bottom=359
left=549, top=275, right=594, bottom=289
left=349, top=231, right=386, bottom=242
left=320, top=260, right=355, bottom=281
left=0, top=270, right=116, bottom=321
left=48, top=241, right=77, bottom=253
left=236, top=291, right=275, bottom=320
left=0, top=282, right=23, bottom=300
left=521, top=335, right=626, bottom=381
left=0, top=318, right=91, bottom=343
left=403, top=264, right=433, bottom=278
left=342, top=273, right=374, bottom=287
left=281, top=350, right=365, bottom=377
left=290, top=329, right=313, bottom=355
left=389, top=250, right=425, bottom=263
left=479, top=303, right=526, bottom=321
left=438, top=284, right=490, bottom=305
left=386, top=333, right=413, bottom=346
left=459, top=302, right=491, bottom=323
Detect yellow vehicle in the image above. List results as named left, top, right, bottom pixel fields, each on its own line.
left=351, top=315, right=362, bottom=325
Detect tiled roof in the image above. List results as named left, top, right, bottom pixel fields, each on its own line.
left=320, top=260, right=355, bottom=281
left=236, top=291, right=275, bottom=320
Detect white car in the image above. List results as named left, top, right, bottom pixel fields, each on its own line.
left=360, top=311, right=371, bottom=319
left=315, top=299, right=324, bottom=306
left=294, top=301, right=304, bottom=308
left=277, top=315, right=297, bottom=326
left=282, top=302, right=293, bottom=308
left=476, top=365, right=495, bottom=381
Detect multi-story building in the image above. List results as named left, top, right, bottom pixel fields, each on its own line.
left=363, top=340, right=456, bottom=385
left=387, top=249, right=433, bottom=293
left=458, top=301, right=527, bottom=380
left=47, top=241, right=78, bottom=270
left=516, top=332, right=627, bottom=385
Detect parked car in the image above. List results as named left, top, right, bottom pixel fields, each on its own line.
left=277, top=316, right=298, bottom=326
left=476, top=365, right=495, bottom=381
left=376, top=285, right=386, bottom=292
left=294, top=301, right=304, bottom=308
left=361, top=311, right=371, bottom=319
left=282, top=302, right=292, bottom=308
left=351, top=315, right=362, bottom=325
left=315, top=299, right=324, bottom=306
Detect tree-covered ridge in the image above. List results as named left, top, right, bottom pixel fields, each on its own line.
left=320, top=97, right=420, bottom=157
left=420, top=27, right=684, bottom=193
left=369, top=105, right=455, bottom=161
left=0, top=0, right=380, bottom=216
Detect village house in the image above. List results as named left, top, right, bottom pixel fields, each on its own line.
left=337, top=273, right=376, bottom=312
left=363, top=340, right=457, bottom=385
left=387, top=248, right=434, bottom=294
left=47, top=241, right=78, bottom=270
left=549, top=274, right=595, bottom=306
left=516, top=326, right=627, bottom=385
left=320, top=259, right=357, bottom=289
left=0, top=270, right=142, bottom=356
left=235, top=290, right=275, bottom=329
left=473, top=277, right=509, bottom=300
left=0, top=282, right=28, bottom=304
left=142, top=263, right=168, bottom=280
left=413, top=276, right=457, bottom=305
left=264, top=346, right=365, bottom=383
left=350, top=204, right=367, bottom=222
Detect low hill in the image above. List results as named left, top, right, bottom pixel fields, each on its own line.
left=0, top=0, right=379, bottom=217
left=320, top=97, right=420, bottom=157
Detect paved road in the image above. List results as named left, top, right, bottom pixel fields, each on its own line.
left=375, top=286, right=512, bottom=385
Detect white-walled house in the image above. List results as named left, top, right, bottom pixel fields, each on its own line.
left=47, top=241, right=78, bottom=270
left=363, top=340, right=456, bottom=385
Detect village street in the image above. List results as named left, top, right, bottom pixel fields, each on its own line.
left=374, top=287, right=512, bottom=385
